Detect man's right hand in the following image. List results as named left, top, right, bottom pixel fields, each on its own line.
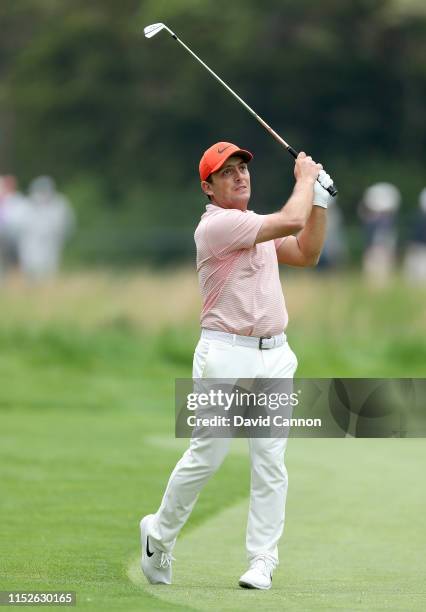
left=294, top=152, right=322, bottom=184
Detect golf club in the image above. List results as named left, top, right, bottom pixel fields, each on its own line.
left=144, top=22, right=337, bottom=197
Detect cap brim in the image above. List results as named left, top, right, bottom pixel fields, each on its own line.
left=209, top=148, right=253, bottom=176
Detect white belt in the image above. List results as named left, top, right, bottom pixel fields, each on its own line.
left=201, top=328, right=286, bottom=350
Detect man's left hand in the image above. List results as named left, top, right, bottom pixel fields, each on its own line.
left=313, top=170, right=334, bottom=208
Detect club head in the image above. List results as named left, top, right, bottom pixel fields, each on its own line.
left=144, top=23, right=166, bottom=39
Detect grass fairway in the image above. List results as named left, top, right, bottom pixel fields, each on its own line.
left=1, top=270, right=425, bottom=610
left=129, top=440, right=426, bottom=611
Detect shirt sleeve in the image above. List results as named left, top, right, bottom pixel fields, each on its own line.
left=205, top=209, right=264, bottom=257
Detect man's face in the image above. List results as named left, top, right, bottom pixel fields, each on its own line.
left=201, top=156, right=251, bottom=210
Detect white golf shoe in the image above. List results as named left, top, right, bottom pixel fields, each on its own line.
left=238, top=554, right=276, bottom=590
left=140, top=514, right=175, bottom=585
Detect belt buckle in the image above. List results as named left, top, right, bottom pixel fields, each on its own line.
left=258, top=336, right=272, bottom=350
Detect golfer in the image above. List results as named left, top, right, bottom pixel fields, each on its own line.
left=140, top=142, right=334, bottom=590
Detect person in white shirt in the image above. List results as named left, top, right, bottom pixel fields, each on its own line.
left=14, top=176, right=75, bottom=282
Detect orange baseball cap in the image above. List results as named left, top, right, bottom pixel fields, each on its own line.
left=199, top=141, right=253, bottom=181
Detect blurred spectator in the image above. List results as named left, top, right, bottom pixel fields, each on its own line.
left=358, top=182, right=401, bottom=285
left=13, top=176, right=75, bottom=282
left=317, top=197, right=348, bottom=270
left=403, top=188, right=426, bottom=285
left=0, top=175, right=29, bottom=278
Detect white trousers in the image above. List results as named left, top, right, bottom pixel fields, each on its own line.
left=149, top=332, right=298, bottom=565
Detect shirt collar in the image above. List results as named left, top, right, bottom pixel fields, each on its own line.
left=205, top=203, right=250, bottom=213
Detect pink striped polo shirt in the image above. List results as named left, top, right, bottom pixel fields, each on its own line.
left=194, top=203, right=288, bottom=337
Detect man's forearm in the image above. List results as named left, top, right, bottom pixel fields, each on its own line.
left=255, top=178, right=316, bottom=243
left=296, top=206, right=327, bottom=264
left=283, top=178, right=315, bottom=227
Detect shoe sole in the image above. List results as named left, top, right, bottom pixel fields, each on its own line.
left=239, top=580, right=271, bottom=590
left=139, top=515, right=152, bottom=565
left=140, top=515, right=156, bottom=585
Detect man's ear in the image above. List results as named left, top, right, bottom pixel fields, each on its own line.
left=201, top=180, right=214, bottom=197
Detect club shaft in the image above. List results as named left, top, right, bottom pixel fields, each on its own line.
left=172, top=34, right=290, bottom=149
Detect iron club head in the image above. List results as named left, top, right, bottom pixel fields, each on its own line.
left=143, top=23, right=167, bottom=38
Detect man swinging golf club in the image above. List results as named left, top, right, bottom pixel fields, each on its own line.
left=140, top=141, right=334, bottom=590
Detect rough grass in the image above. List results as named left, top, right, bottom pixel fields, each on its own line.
left=1, top=268, right=424, bottom=375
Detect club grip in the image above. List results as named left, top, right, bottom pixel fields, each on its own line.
left=286, top=146, right=338, bottom=197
